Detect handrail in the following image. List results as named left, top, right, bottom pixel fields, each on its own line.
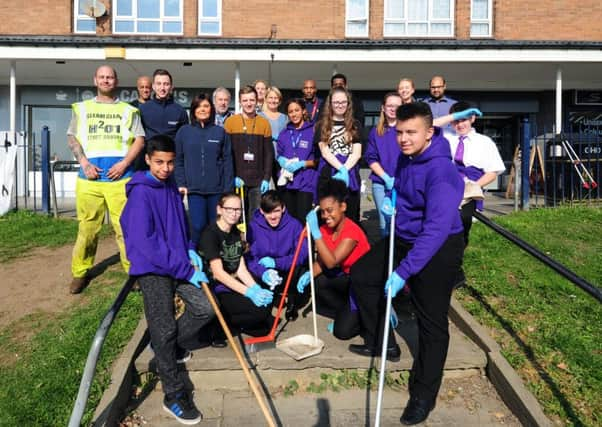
left=50, top=160, right=79, bottom=218
left=473, top=211, right=602, bottom=303
left=68, top=276, right=136, bottom=427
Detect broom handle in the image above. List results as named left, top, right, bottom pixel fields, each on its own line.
left=201, top=282, right=276, bottom=427
left=307, top=221, right=319, bottom=343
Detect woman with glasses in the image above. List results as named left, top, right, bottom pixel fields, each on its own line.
left=364, top=92, right=403, bottom=237
left=199, top=192, right=275, bottom=337
left=313, top=87, right=363, bottom=223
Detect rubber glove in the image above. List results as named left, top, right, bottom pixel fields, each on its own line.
left=384, top=271, right=406, bottom=298
left=381, top=196, right=394, bottom=217
left=245, top=284, right=274, bottom=307
left=326, top=322, right=334, bottom=334
left=258, top=256, right=276, bottom=269
left=390, top=309, right=399, bottom=328
left=234, top=176, right=245, bottom=189
left=296, top=271, right=311, bottom=293
left=188, top=269, right=209, bottom=289
left=262, top=269, right=283, bottom=290
left=452, top=108, right=483, bottom=121
left=260, top=180, right=270, bottom=194
left=332, top=165, right=349, bottom=186
left=305, top=209, right=322, bottom=240
left=285, top=160, right=305, bottom=173
left=277, top=156, right=289, bottom=168
left=381, top=172, right=395, bottom=191
left=188, top=249, right=203, bottom=270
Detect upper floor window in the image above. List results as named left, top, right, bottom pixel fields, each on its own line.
left=346, top=0, right=369, bottom=38
left=74, top=0, right=96, bottom=33
left=113, top=0, right=183, bottom=35
left=471, top=0, right=492, bottom=37
left=198, top=0, right=222, bottom=36
left=384, top=0, right=454, bottom=37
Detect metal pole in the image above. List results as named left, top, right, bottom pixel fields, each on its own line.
left=9, top=61, right=16, bottom=133
left=521, top=118, right=530, bottom=210
left=234, top=62, right=240, bottom=113
left=41, top=126, right=50, bottom=214
left=555, top=68, right=562, bottom=135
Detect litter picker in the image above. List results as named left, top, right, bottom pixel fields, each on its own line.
left=236, top=185, right=247, bottom=235
left=560, top=139, right=598, bottom=190
left=276, top=207, right=325, bottom=360
left=201, top=282, right=276, bottom=427
left=375, top=189, right=397, bottom=427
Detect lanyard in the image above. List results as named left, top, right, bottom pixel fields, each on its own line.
left=289, top=129, right=302, bottom=149
left=240, top=115, right=257, bottom=135
left=309, top=99, right=318, bottom=120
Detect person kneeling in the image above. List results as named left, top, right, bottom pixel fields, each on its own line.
left=120, top=135, right=215, bottom=425
left=298, top=178, right=370, bottom=340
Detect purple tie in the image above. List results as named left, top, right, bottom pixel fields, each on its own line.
left=454, top=136, right=466, bottom=165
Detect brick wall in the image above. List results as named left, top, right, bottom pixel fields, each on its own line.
left=0, top=0, right=72, bottom=34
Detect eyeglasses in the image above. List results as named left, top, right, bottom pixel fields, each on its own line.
left=222, top=206, right=242, bottom=214
left=332, top=101, right=348, bottom=106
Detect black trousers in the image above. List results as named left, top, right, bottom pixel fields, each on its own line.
left=216, top=289, right=274, bottom=337
left=315, top=274, right=360, bottom=340
left=281, top=189, right=314, bottom=224
left=350, top=233, right=464, bottom=401
left=460, top=200, right=476, bottom=247
left=139, top=274, right=215, bottom=395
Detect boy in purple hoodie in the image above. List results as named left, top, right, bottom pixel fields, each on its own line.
left=120, top=134, right=214, bottom=425
left=349, top=102, right=464, bottom=425
left=245, top=190, right=309, bottom=321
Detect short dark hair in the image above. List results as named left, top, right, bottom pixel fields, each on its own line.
left=449, top=100, right=471, bottom=115
left=239, top=85, right=257, bottom=99
left=260, top=190, right=285, bottom=212
left=330, top=73, right=347, bottom=86
left=190, top=93, right=216, bottom=125
left=284, top=98, right=306, bottom=111
left=152, top=69, right=173, bottom=83
left=396, top=102, right=433, bottom=128
left=318, top=178, right=348, bottom=204
left=146, top=134, right=175, bottom=155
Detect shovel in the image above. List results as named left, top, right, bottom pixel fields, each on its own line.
left=276, top=207, right=325, bottom=360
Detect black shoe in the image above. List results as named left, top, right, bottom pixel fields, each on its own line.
left=163, top=390, right=202, bottom=425
left=211, top=338, right=227, bottom=348
left=400, top=397, right=435, bottom=425
left=285, top=306, right=299, bottom=321
left=348, top=343, right=401, bottom=362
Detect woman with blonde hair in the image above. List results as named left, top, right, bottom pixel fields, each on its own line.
left=253, top=79, right=268, bottom=113
left=397, top=77, right=416, bottom=104
left=259, top=86, right=288, bottom=184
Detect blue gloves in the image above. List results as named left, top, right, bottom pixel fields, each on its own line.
left=285, top=160, right=305, bottom=173
left=306, top=209, right=322, bottom=240
left=262, top=269, right=283, bottom=290
left=332, top=165, right=349, bottom=186
left=452, top=108, right=483, bottom=121
left=296, top=271, right=311, bottom=293
left=234, top=177, right=245, bottom=189
left=188, top=249, right=203, bottom=270
left=260, top=180, right=270, bottom=194
left=381, top=172, right=395, bottom=191
left=381, top=197, right=394, bottom=217
left=277, top=156, right=289, bottom=168
left=189, top=269, right=209, bottom=289
left=384, top=272, right=406, bottom=298
left=245, top=284, right=273, bottom=307
left=258, top=256, right=276, bottom=269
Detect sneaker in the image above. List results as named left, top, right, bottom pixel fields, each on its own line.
left=70, top=277, right=88, bottom=294
left=176, top=348, right=192, bottom=364
left=163, top=390, right=202, bottom=425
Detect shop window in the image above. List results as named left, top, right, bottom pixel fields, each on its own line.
left=384, top=0, right=454, bottom=37
left=471, top=0, right=492, bottom=37
left=73, top=0, right=96, bottom=33
left=113, top=0, right=183, bottom=35
left=346, top=0, right=369, bottom=38
left=198, top=0, right=222, bottom=36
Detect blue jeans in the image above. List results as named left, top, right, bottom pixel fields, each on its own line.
left=372, top=182, right=390, bottom=237
left=188, top=193, right=220, bottom=247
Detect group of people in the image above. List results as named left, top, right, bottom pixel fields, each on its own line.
left=66, top=64, right=504, bottom=425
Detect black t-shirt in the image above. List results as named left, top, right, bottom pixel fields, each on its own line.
left=199, top=222, right=243, bottom=275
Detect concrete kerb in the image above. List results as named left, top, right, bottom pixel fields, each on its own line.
left=91, top=317, right=149, bottom=427
left=449, top=297, right=552, bottom=427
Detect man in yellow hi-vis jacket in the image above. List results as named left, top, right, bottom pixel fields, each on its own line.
left=66, top=65, right=145, bottom=294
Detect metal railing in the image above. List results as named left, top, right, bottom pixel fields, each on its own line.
left=68, top=277, right=136, bottom=427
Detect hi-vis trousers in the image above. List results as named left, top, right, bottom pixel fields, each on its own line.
left=71, top=177, right=130, bottom=278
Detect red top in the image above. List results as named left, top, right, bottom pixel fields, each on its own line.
left=320, top=218, right=370, bottom=274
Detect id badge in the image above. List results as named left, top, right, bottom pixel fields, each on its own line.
left=243, top=151, right=255, bottom=162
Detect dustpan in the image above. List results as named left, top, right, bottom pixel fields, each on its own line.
left=277, top=214, right=325, bottom=360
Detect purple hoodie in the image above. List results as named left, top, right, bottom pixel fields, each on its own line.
left=245, top=208, right=308, bottom=279
left=393, top=127, right=464, bottom=280
left=276, top=121, right=318, bottom=193
left=364, top=125, right=401, bottom=185
left=120, top=171, right=194, bottom=281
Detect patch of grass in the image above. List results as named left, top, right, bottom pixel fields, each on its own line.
left=0, top=270, right=143, bottom=426
left=0, top=210, right=110, bottom=262
left=456, top=207, right=602, bottom=426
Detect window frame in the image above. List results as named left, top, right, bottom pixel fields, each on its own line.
left=112, top=0, right=184, bottom=35
left=383, top=0, right=455, bottom=38
left=198, top=0, right=222, bottom=36
left=345, top=0, right=370, bottom=38
left=470, top=0, right=493, bottom=38
left=73, top=0, right=97, bottom=34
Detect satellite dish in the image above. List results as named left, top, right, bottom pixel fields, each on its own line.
left=81, top=0, right=106, bottom=18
